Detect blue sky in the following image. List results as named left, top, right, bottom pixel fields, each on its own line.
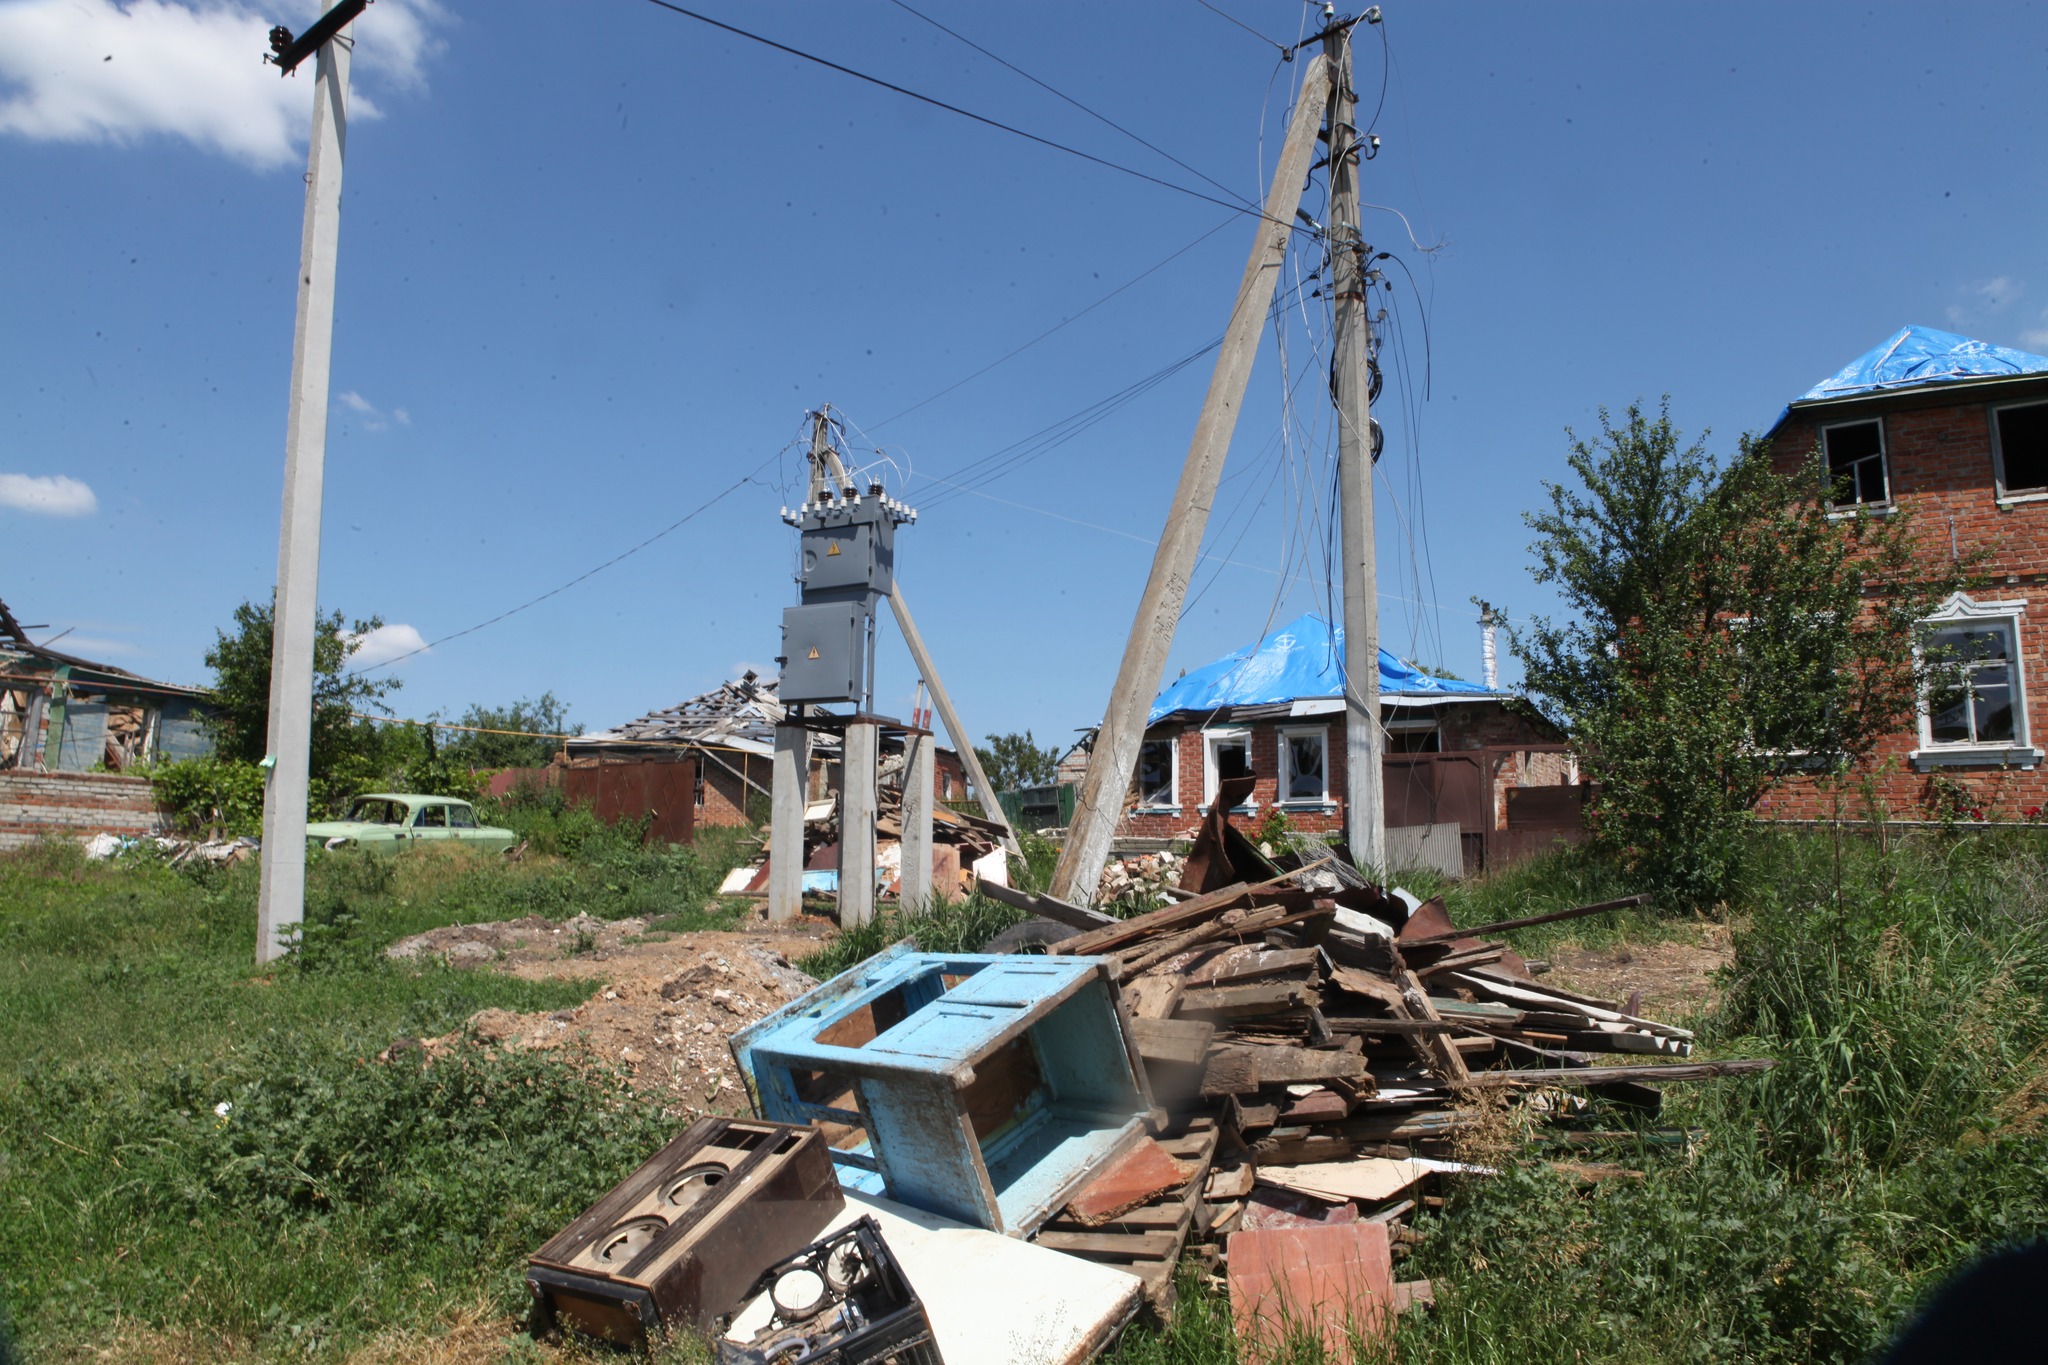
left=5, top=0, right=2046, bottom=753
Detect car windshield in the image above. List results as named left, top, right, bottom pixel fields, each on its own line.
left=346, top=799, right=407, bottom=825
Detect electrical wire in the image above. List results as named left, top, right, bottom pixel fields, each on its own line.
left=871, top=214, right=1239, bottom=430
left=634, top=0, right=1300, bottom=230
left=887, top=0, right=1253, bottom=209
left=1189, top=0, right=1288, bottom=54
left=352, top=455, right=780, bottom=676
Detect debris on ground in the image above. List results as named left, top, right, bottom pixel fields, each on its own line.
left=382, top=914, right=830, bottom=1116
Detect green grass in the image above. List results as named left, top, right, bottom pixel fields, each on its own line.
left=7, top=827, right=2045, bottom=1363
left=0, top=829, right=754, bottom=1361
left=1102, top=830, right=2048, bottom=1365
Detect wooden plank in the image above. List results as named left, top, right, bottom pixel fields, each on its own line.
left=1397, top=893, right=1653, bottom=946
left=1199, top=1048, right=1264, bottom=1098
left=1470, top=1059, right=1775, bottom=1087
left=1180, top=980, right=1318, bottom=1019
left=1121, top=974, right=1186, bottom=1021
left=1051, top=881, right=1255, bottom=957
left=1392, top=1279, right=1435, bottom=1316
left=1206, top=1162, right=1256, bottom=1200
left=1129, top=1016, right=1215, bottom=1067
left=974, top=876, right=1116, bottom=930
left=1189, top=945, right=1321, bottom=986
left=1034, top=1228, right=1184, bottom=1261
left=1328, top=966, right=1407, bottom=1012
left=1398, top=968, right=1472, bottom=1085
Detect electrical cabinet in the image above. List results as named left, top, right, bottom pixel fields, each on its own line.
left=779, top=603, right=868, bottom=704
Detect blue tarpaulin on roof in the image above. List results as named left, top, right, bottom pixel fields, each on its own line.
left=1149, top=613, right=1495, bottom=723
left=1796, top=325, right=2048, bottom=403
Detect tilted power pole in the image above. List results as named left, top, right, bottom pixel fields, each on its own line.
left=256, top=6, right=358, bottom=964
left=1324, top=20, right=1386, bottom=872
left=1050, top=55, right=1333, bottom=905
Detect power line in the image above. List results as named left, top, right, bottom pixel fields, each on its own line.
left=1189, top=0, right=1288, bottom=53
left=872, top=214, right=1238, bottom=430
left=886, top=0, right=1253, bottom=209
left=634, top=0, right=1295, bottom=229
left=353, top=456, right=779, bottom=676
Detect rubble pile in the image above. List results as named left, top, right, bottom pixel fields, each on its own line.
left=1095, top=849, right=1184, bottom=905
left=1004, top=866, right=1771, bottom=1340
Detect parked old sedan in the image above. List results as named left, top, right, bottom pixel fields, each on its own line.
left=306, top=793, right=515, bottom=854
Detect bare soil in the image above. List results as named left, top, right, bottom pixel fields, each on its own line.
left=1539, top=920, right=1734, bottom=1022
left=385, top=909, right=837, bottom=1118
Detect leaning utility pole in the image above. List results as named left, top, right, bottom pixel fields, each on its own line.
left=255, top=2, right=362, bottom=964
left=1050, top=55, right=1333, bottom=905
left=1325, top=18, right=1385, bottom=872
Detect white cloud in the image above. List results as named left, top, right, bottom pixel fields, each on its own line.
left=1948, top=276, right=2026, bottom=328
left=336, top=387, right=405, bottom=431
left=346, top=621, right=428, bottom=667
left=0, top=0, right=446, bottom=168
left=0, top=473, right=98, bottom=516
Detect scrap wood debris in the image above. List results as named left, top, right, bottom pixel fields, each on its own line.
left=987, top=797, right=1772, bottom=1341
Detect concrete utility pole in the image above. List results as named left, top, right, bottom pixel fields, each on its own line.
left=898, top=728, right=934, bottom=909
left=1325, top=20, right=1385, bottom=873
left=1050, top=55, right=1333, bottom=905
left=256, top=21, right=352, bottom=964
left=768, top=721, right=808, bottom=922
left=887, top=587, right=1020, bottom=857
left=840, top=719, right=879, bottom=927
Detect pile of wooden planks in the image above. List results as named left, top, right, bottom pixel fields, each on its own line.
left=1025, top=876, right=1772, bottom=1335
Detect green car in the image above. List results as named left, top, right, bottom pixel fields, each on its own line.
left=306, top=793, right=516, bottom=854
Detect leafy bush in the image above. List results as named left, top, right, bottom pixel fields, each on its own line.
left=150, top=756, right=266, bottom=836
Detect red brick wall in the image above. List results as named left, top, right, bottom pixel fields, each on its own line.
left=0, top=771, right=164, bottom=851
left=1120, top=719, right=1349, bottom=841
left=1765, top=388, right=2048, bottom=819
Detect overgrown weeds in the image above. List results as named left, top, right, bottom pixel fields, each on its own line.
left=796, top=893, right=1028, bottom=980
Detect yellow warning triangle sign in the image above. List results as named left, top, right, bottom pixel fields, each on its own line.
left=807, top=647, right=820, bottom=659
left=827, top=543, right=842, bottom=556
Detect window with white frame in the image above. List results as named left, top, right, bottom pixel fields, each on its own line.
left=1824, top=418, right=1889, bottom=508
left=1278, top=726, right=1328, bottom=803
left=1918, top=594, right=2030, bottom=756
left=1992, top=400, right=2048, bottom=499
left=1203, top=728, right=1253, bottom=806
left=1135, top=738, right=1177, bottom=807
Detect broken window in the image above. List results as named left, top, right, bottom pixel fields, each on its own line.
left=1279, top=727, right=1327, bottom=802
left=1204, top=730, right=1252, bottom=806
left=1923, top=617, right=2022, bottom=748
left=1136, top=738, right=1176, bottom=807
left=1994, top=400, right=2048, bottom=498
left=1824, top=419, right=1888, bottom=508
left=415, top=804, right=448, bottom=829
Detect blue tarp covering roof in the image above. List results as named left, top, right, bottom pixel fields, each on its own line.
left=1149, top=613, right=1496, bottom=723
left=1795, top=325, right=2048, bottom=404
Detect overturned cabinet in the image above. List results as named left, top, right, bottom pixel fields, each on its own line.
left=731, top=944, right=1157, bottom=1237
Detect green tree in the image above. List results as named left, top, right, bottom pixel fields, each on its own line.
left=1512, top=400, right=1958, bottom=906
left=975, top=730, right=1060, bottom=793
left=439, top=693, right=581, bottom=770
left=201, top=597, right=400, bottom=785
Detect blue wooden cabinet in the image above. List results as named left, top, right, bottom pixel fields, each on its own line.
left=730, top=944, right=1157, bottom=1237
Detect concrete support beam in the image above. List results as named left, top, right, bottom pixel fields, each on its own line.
left=900, top=730, right=935, bottom=911
left=768, top=721, right=809, bottom=922
left=840, top=719, right=880, bottom=927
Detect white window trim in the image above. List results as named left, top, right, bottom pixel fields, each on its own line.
left=1134, top=735, right=1180, bottom=811
left=1911, top=592, right=2042, bottom=769
left=1821, top=416, right=1892, bottom=514
left=1277, top=724, right=1332, bottom=807
left=1991, top=398, right=2048, bottom=506
left=1201, top=726, right=1256, bottom=811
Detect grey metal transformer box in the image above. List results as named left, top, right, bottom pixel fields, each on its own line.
left=796, top=496, right=899, bottom=598
left=779, top=602, right=868, bottom=704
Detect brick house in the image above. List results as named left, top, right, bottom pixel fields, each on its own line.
left=1095, top=613, right=1571, bottom=853
left=1761, top=325, right=2048, bottom=819
left=567, top=673, right=967, bottom=830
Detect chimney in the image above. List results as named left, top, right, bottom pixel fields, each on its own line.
left=1477, top=600, right=1502, bottom=691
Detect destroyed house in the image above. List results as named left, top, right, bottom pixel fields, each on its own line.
left=1761, top=325, right=2048, bottom=818
left=1109, top=614, right=1576, bottom=864
left=0, top=597, right=211, bottom=773
left=566, top=672, right=968, bottom=829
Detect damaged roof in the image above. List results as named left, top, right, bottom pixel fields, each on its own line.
left=0, top=595, right=208, bottom=697
left=1783, top=325, right=2048, bottom=414
left=573, top=670, right=786, bottom=756
left=1150, top=613, right=1499, bottom=724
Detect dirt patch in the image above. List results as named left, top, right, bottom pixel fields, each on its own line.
left=384, top=910, right=837, bottom=1117
left=1539, top=920, right=1734, bottom=1022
